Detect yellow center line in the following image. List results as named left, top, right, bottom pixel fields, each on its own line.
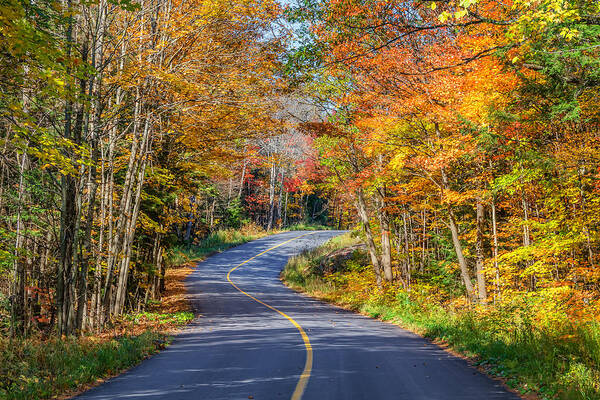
left=226, top=232, right=316, bottom=400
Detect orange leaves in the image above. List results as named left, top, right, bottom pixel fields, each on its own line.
left=455, top=58, right=518, bottom=125
left=442, top=188, right=481, bottom=206
left=121, top=0, right=286, bottom=172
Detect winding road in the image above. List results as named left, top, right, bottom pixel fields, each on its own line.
left=76, top=231, right=519, bottom=400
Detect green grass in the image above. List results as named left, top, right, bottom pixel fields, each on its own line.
left=0, top=308, right=196, bottom=400
left=167, top=228, right=269, bottom=266
left=359, top=301, right=600, bottom=399
left=285, top=222, right=334, bottom=231
left=282, top=233, right=600, bottom=400
left=282, top=232, right=361, bottom=292
left=123, top=311, right=195, bottom=326
left=0, top=331, right=168, bottom=399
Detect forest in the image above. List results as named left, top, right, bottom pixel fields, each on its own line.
left=0, top=0, right=338, bottom=338
left=287, top=0, right=600, bottom=318
left=282, top=0, right=600, bottom=396
left=0, top=0, right=599, bottom=397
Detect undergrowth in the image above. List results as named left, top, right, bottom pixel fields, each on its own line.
left=0, top=331, right=166, bottom=399
left=282, top=233, right=600, bottom=400
left=0, top=306, right=196, bottom=400
left=286, top=222, right=334, bottom=231
left=122, top=311, right=195, bottom=326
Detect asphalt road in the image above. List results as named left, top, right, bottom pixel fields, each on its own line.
left=76, top=230, right=520, bottom=400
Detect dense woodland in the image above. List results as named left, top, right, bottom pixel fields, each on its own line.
left=1, top=0, right=599, bottom=354
left=0, top=0, right=336, bottom=337
left=287, top=0, right=600, bottom=321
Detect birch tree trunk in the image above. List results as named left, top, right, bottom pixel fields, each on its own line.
left=267, top=161, right=276, bottom=230
left=113, top=116, right=152, bottom=316
left=377, top=185, right=393, bottom=282
left=448, top=209, right=475, bottom=297
left=11, top=152, right=27, bottom=336
left=238, top=159, right=247, bottom=199
left=491, top=196, right=500, bottom=302
left=356, top=188, right=382, bottom=286
left=475, top=196, right=487, bottom=303
left=440, top=160, right=474, bottom=298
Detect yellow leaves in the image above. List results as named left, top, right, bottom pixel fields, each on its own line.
left=454, top=8, right=468, bottom=19
left=559, top=27, right=579, bottom=41
left=114, top=0, right=284, bottom=183
left=438, top=11, right=451, bottom=23
left=388, top=150, right=409, bottom=172
left=19, top=130, right=92, bottom=177
left=437, top=0, right=479, bottom=23
left=458, top=0, right=478, bottom=7
left=454, top=56, right=518, bottom=124
left=137, top=212, right=163, bottom=233
left=442, top=189, right=479, bottom=205
left=509, top=0, right=583, bottom=46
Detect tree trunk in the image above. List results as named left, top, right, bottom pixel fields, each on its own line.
left=238, top=159, right=247, bottom=198
left=11, top=151, right=27, bottom=336
left=439, top=156, right=474, bottom=299
left=113, top=116, right=151, bottom=315
left=57, top=0, right=78, bottom=336
left=521, top=192, right=535, bottom=291
left=448, top=209, right=474, bottom=297
left=491, top=196, right=500, bottom=303
left=104, top=90, right=143, bottom=318
left=475, top=197, right=487, bottom=303
left=283, top=191, right=288, bottom=227
left=267, top=161, right=276, bottom=230
left=402, top=211, right=411, bottom=288
left=356, top=188, right=382, bottom=286
left=377, top=186, right=393, bottom=282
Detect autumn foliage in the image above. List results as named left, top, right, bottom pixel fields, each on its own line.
left=288, top=0, right=600, bottom=340
left=0, top=0, right=335, bottom=339
left=2, top=0, right=600, bottom=395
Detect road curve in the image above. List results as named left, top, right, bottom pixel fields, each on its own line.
left=76, top=230, right=520, bottom=400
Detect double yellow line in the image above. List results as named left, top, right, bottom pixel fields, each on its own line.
left=226, top=232, right=316, bottom=400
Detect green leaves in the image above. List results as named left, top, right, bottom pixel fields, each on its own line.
left=107, top=0, right=141, bottom=11
left=509, top=0, right=600, bottom=121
